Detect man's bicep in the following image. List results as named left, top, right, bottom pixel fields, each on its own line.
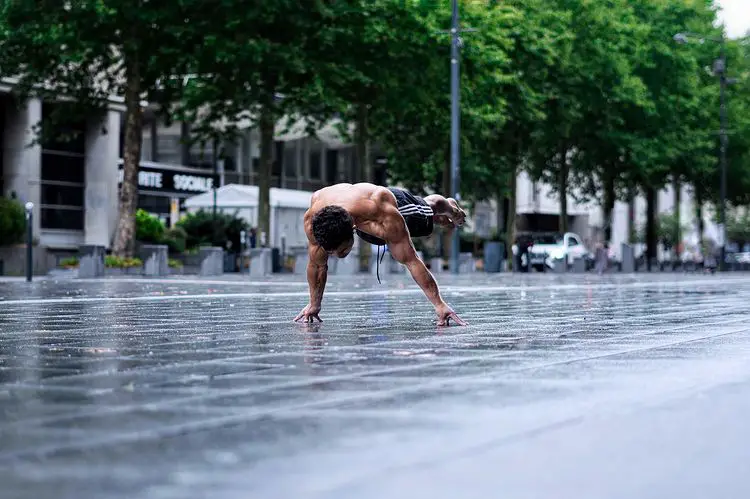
left=387, top=225, right=420, bottom=265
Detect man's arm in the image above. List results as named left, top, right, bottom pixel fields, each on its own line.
left=294, top=207, right=329, bottom=323
left=386, top=212, right=466, bottom=325
left=306, top=243, right=329, bottom=310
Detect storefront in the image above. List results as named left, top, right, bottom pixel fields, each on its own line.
left=117, top=160, right=220, bottom=227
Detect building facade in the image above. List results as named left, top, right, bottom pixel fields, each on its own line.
left=0, top=91, right=364, bottom=256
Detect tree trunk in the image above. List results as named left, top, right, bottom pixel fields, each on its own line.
left=646, top=186, right=657, bottom=271
left=673, top=176, right=681, bottom=259
left=495, top=192, right=505, bottom=237
left=112, top=55, right=143, bottom=257
left=258, top=105, right=274, bottom=248
left=695, top=188, right=704, bottom=248
left=355, top=103, right=371, bottom=183
left=505, top=168, right=517, bottom=269
left=558, top=144, right=568, bottom=234
left=627, top=189, right=636, bottom=243
left=603, top=171, right=616, bottom=243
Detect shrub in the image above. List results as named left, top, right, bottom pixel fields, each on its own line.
left=135, top=209, right=165, bottom=244
left=176, top=209, right=250, bottom=251
left=105, top=255, right=143, bottom=268
left=168, top=258, right=183, bottom=269
left=0, top=197, right=26, bottom=246
left=163, top=226, right=187, bottom=254
left=59, top=257, right=79, bottom=268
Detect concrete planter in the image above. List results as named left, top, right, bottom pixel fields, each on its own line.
left=0, top=244, right=51, bottom=276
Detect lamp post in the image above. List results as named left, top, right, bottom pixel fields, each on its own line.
left=437, top=0, right=475, bottom=274
left=25, top=202, right=33, bottom=282
left=673, top=31, right=736, bottom=271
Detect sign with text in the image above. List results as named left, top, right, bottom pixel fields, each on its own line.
left=118, top=165, right=218, bottom=195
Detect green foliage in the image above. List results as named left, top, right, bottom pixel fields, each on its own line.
left=59, top=257, right=79, bottom=268
left=104, top=256, right=143, bottom=268
left=724, top=210, right=750, bottom=244
left=176, top=210, right=250, bottom=252
left=0, top=197, right=26, bottom=246
left=163, top=227, right=188, bottom=255
left=168, top=258, right=183, bottom=269
left=135, top=209, right=165, bottom=244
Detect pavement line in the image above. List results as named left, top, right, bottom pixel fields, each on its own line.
left=1, top=276, right=748, bottom=306
left=2, top=324, right=748, bottom=462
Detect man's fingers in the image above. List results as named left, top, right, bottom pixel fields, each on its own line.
left=451, top=313, right=468, bottom=326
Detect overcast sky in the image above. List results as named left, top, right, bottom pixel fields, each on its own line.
left=716, top=0, right=750, bottom=38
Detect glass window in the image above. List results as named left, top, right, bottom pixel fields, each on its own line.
left=568, top=236, right=580, bottom=246
left=283, top=140, right=297, bottom=178
left=309, top=139, right=322, bottom=180
left=41, top=207, right=84, bottom=230
left=326, top=149, right=338, bottom=184
left=141, top=119, right=154, bottom=162
left=155, top=120, right=183, bottom=165
left=40, top=103, right=85, bottom=231
left=187, top=137, right=215, bottom=169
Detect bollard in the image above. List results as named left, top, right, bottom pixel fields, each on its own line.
left=25, top=202, right=33, bottom=282
left=240, top=230, right=247, bottom=275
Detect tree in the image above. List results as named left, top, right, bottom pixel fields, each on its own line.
left=172, top=1, right=344, bottom=246
left=0, top=0, right=209, bottom=256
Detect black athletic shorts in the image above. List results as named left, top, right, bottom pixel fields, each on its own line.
left=355, top=187, right=434, bottom=246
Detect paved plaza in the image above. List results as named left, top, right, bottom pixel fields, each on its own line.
left=2, top=272, right=750, bottom=498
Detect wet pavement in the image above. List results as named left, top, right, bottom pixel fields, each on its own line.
left=2, top=273, right=750, bottom=498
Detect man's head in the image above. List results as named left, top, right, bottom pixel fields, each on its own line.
left=311, top=205, right=354, bottom=257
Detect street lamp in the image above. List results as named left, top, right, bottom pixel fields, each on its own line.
left=673, top=31, right=731, bottom=271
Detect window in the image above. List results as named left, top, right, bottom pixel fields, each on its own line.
left=568, top=236, right=580, bottom=246
left=283, top=140, right=297, bottom=178
left=39, top=103, right=85, bottom=231
left=326, top=150, right=338, bottom=184
left=308, top=139, right=322, bottom=180
left=155, top=120, right=184, bottom=165
left=141, top=119, right=155, bottom=162
left=187, top=136, right=215, bottom=169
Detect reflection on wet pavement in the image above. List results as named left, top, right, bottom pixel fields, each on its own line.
left=2, top=273, right=750, bottom=499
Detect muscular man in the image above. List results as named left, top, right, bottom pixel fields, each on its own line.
left=293, top=183, right=468, bottom=326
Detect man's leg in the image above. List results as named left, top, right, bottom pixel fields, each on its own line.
left=424, top=194, right=466, bottom=227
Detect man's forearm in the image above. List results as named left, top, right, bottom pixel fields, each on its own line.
left=406, top=259, right=444, bottom=308
left=307, top=262, right=328, bottom=306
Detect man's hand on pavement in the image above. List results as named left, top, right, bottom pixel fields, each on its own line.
left=435, top=302, right=467, bottom=326
left=294, top=303, right=322, bottom=323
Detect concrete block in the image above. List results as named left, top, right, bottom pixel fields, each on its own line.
left=141, top=244, right=168, bottom=277
left=199, top=247, right=224, bottom=277
left=250, top=248, right=272, bottom=277
left=572, top=257, right=586, bottom=273
left=553, top=258, right=567, bottom=273
left=430, top=258, right=444, bottom=274
left=458, top=252, right=476, bottom=273
left=595, top=248, right=608, bottom=274
left=293, top=251, right=309, bottom=274
left=78, top=245, right=105, bottom=278
left=621, top=244, right=635, bottom=273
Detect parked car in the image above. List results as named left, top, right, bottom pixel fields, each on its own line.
left=512, top=232, right=592, bottom=271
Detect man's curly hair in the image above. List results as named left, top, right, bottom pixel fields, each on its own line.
left=311, top=205, right=354, bottom=251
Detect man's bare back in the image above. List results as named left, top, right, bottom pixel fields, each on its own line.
left=294, top=182, right=467, bottom=326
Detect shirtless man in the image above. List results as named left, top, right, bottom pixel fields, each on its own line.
left=293, top=183, right=468, bottom=326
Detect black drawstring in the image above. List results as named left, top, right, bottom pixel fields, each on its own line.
left=376, top=245, right=386, bottom=284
